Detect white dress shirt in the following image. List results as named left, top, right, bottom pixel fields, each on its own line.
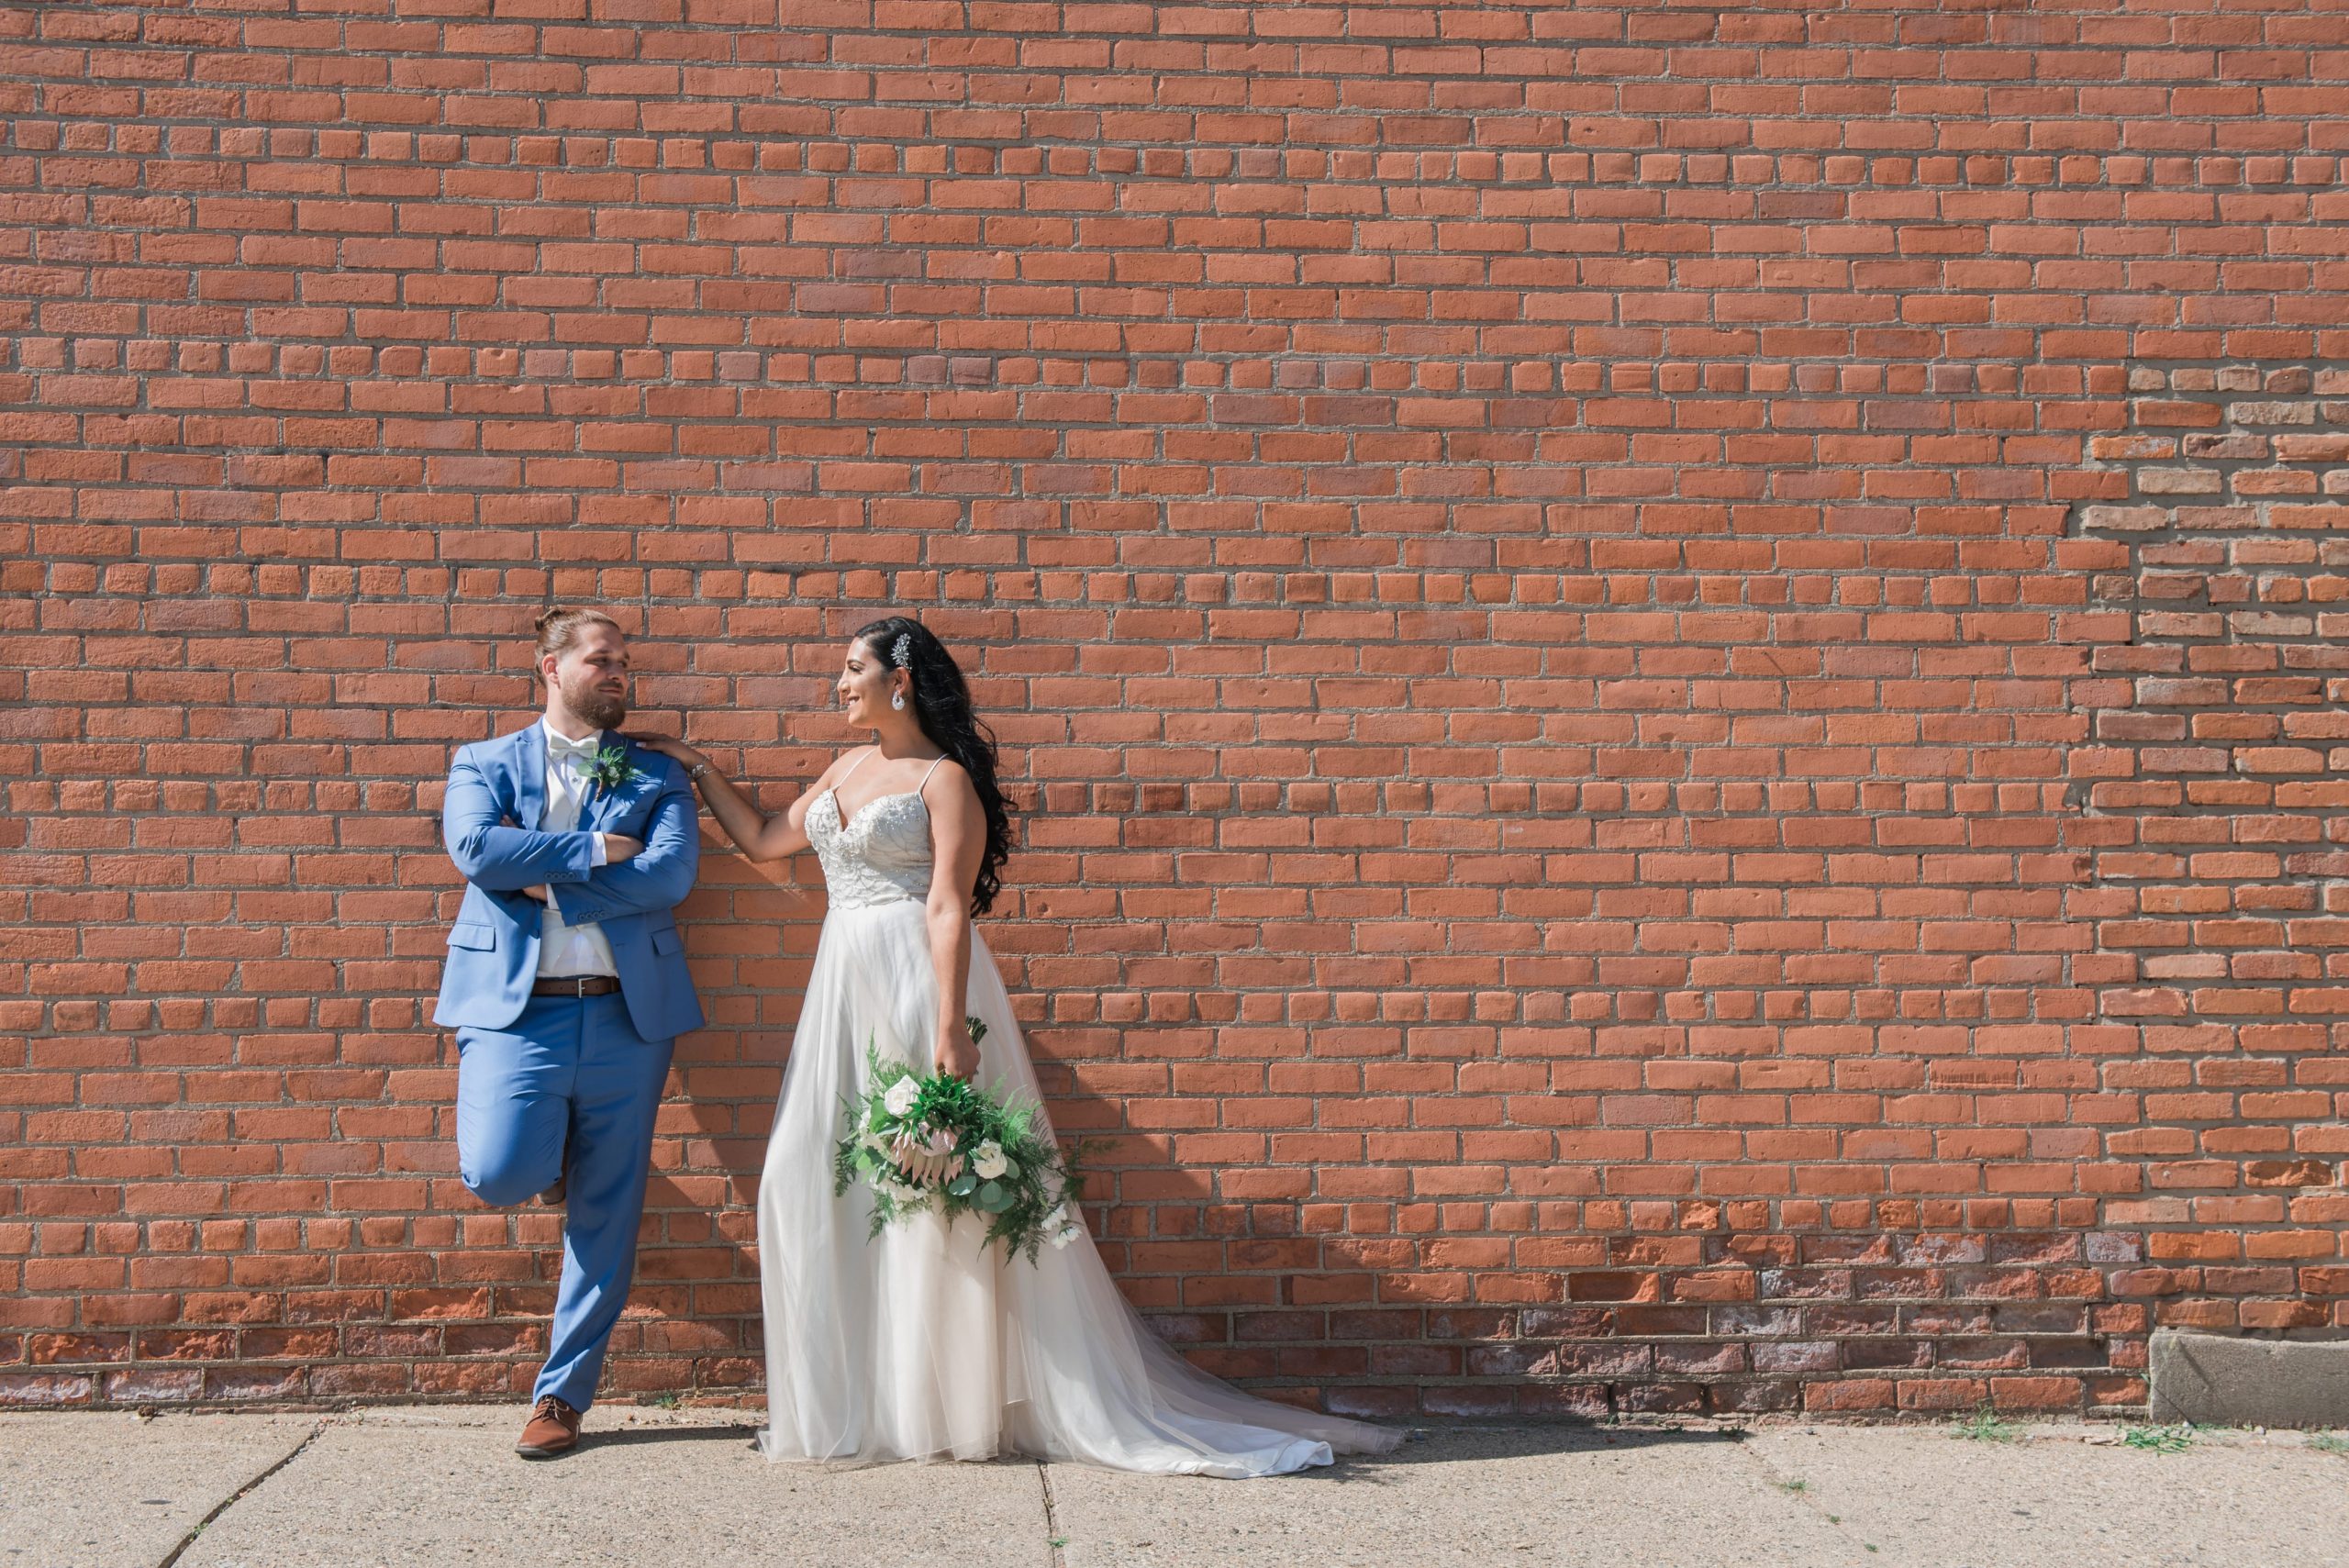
left=537, top=721, right=618, bottom=980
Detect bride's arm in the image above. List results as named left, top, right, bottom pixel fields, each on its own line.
left=634, top=736, right=828, bottom=864
left=924, top=761, right=985, bottom=1081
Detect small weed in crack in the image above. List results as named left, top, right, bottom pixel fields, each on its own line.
left=1951, top=1404, right=2021, bottom=1443
left=2121, top=1423, right=2195, bottom=1454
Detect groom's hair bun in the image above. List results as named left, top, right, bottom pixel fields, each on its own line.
left=532, top=606, right=623, bottom=679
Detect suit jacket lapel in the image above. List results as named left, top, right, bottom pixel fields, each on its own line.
left=582, top=730, right=623, bottom=832
left=514, top=721, right=548, bottom=829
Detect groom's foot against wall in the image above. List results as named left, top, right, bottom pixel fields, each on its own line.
left=516, top=1395, right=582, bottom=1458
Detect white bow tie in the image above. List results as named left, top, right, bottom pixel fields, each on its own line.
left=548, top=731, right=600, bottom=762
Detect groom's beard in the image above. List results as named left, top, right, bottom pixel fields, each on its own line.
left=562, top=685, right=628, bottom=732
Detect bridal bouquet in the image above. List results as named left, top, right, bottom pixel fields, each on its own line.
left=832, top=1017, right=1094, bottom=1262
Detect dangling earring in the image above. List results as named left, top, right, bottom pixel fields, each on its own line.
left=890, top=690, right=906, bottom=711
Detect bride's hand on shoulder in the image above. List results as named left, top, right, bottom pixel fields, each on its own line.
left=642, top=733, right=812, bottom=863
left=933, top=1019, right=979, bottom=1083
left=630, top=733, right=708, bottom=771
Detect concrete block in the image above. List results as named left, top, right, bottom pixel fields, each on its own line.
left=2149, top=1329, right=2349, bottom=1428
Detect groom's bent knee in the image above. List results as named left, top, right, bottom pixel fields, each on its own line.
left=462, top=1153, right=554, bottom=1208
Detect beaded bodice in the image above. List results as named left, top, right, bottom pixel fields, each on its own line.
left=807, top=772, right=936, bottom=911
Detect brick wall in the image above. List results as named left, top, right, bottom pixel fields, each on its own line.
left=3, top=0, right=2343, bottom=1418
left=2081, top=364, right=2349, bottom=1345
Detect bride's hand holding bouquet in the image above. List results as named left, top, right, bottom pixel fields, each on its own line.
left=833, top=1017, right=1096, bottom=1263
left=932, top=1014, right=980, bottom=1082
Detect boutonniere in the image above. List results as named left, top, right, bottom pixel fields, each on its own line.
left=584, top=744, right=643, bottom=801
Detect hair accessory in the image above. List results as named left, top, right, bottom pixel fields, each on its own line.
left=892, top=631, right=913, bottom=668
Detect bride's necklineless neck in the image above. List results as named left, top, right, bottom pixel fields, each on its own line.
left=825, top=746, right=946, bottom=832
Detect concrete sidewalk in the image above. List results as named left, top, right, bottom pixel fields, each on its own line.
left=6, top=1407, right=2347, bottom=1568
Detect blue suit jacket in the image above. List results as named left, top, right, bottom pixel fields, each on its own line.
left=433, top=723, right=705, bottom=1042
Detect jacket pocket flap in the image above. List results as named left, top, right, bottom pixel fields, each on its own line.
left=650, top=928, right=683, bottom=956
left=449, top=922, right=496, bottom=951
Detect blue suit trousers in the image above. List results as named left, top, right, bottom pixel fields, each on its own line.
left=456, top=991, right=674, bottom=1412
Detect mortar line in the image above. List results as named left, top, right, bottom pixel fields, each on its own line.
left=154, top=1418, right=327, bottom=1568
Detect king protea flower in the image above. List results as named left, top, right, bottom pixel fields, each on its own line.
left=889, top=1123, right=963, bottom=1187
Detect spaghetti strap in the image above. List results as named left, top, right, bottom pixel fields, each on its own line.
left=833, top=747, right=876, bottom=788
left=917, top=754, right=947, bottom=790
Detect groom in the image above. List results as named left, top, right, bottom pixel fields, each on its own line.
left=434, top=606, right=704, bottom=1458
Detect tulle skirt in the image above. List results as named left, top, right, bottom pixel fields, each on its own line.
left=754, top=899, right=1402, bottom=1477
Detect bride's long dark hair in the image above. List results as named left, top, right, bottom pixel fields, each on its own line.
left=853, top=616, right=1013, bottom=917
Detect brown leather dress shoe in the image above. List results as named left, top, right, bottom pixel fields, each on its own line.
left=516, top=1395, right=583, bottom=1459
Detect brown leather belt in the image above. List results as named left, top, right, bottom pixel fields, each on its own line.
left=532, top=975, right=621, bottom=997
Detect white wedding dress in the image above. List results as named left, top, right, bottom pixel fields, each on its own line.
left=755, top=751, right=1402, bottom=1476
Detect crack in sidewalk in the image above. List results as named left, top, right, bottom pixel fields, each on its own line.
left=155, top=1418, right=326, bottom=1568
left=1732, top=1433, right=1886, bottom=1563
left=1036, top=1459, right=1069, bottom=1568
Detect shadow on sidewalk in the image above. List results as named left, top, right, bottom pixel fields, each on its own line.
left=564, top=1417, right=1739, bottom=1473
left=1308, top=1423, right=1743, bottom=1482
left=582, top=1421, right=766, bottom=1451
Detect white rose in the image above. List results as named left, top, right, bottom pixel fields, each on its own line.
left=973, top=1141, right=1008, bottom=1180
left=882, top=1078, right=919, bottom=1118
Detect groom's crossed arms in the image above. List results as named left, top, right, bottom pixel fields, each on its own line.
left=442, top=747, right=699, bottom=926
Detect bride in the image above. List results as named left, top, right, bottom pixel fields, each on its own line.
left=637, top=617, right=1400, bottom=1477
